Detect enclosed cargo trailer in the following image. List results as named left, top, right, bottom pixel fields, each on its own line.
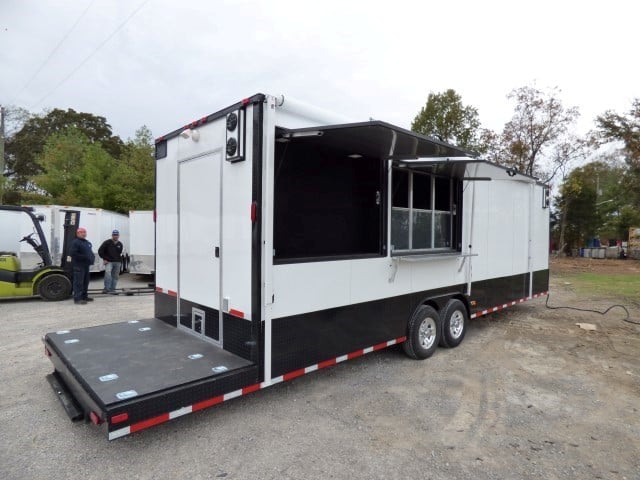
left=128, top=210, right=155, bottom=275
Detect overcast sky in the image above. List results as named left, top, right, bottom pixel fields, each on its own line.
left=1, top=0, right=638, bottom=142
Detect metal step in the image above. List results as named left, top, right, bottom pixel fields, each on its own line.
left=46, top=372, right=84, bottom=421
left=87, top=287, right=154, bottom=296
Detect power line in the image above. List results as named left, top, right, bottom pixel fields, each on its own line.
left=10, top=0, right=98, bottom=105
left=30, top=0, right=152, bottom=110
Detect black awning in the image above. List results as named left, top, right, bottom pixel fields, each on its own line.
left=276, top=121, right=484, bottom=179
left=276, top=121, right=476, bottom=160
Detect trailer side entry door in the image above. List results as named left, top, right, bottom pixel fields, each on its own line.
left=178, top=152, right=222, bottom=345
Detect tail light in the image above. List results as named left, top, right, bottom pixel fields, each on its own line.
left=89, top=411, right=103, bottom=425
left=111, top=413, right=129, bottom=424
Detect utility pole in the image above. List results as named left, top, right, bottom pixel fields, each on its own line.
left=0, top=105, right=5, bottom=204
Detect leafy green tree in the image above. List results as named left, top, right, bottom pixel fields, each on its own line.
left=1, top=105, right=32, bottom=203
left=594, top=99, right=640, bottom=219
left=556, top=160, right=639, bottom=249
left=557, top=162, right=603, bottom=250
left=109, top=126, right=155, bottom=212
left=32, top=125, right=155, bottom=213
left=33, top=127, right=116, bottom=207
left=4, top=108, right=124, bottom=203
left=595, top=98, right=640, bottom=167
left=411, top=89, right=482, bottom=152
left=493, top=85, right=581, bottom=180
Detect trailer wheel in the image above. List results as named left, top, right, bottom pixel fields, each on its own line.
left=402, top=305, right=440, bottom=360
left=37, top=274, right=72, bottom=301
left=439, top=299, right=468, bottom=348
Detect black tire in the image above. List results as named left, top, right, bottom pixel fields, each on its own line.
left=402, top=305, right=441, bottom=360
left=37, top=274, right=72, bottom=301
left=439, top=299, right=468, bottom=348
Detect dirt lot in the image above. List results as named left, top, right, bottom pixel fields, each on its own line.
left=550, top=256, right=640, bottom=276
left=0, top=266, right=639, bottom=480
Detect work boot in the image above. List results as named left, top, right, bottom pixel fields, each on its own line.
left=102, top=289, right=109, bottom=294
left=83, top=297, right=94, bottom=301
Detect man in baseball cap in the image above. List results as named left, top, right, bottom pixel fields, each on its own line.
left=98, top=229, right=124, bottom=293
left=70, top=227, right=95, bottom=304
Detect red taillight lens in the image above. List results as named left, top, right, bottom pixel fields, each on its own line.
left=89, top=411, right=102, bottom=425
left=111, top=413, right=129, bottom=424
left=44, top=347, right=51, bottom=357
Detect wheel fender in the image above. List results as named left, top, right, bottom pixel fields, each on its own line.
left=32, top=268, right=67, bottom=294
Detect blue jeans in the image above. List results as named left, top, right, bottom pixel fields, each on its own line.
left=73, top=265, right=90, bottom=301
left=104, top=262, right=121, bottom=291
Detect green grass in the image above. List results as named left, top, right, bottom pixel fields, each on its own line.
left=558, top=272, right=640, bottom=301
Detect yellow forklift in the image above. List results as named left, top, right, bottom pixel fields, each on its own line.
left=0, top=205, right=73, bottom=300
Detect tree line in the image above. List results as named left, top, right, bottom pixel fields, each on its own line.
left=411, top=86, right=640, bottom=250
left=0, top=107, right=154, bottom=214
left=1, top=88, right=638, bottom=249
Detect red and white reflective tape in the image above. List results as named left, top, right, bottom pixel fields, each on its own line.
left=155, top=288, right=244, bottom=315
left=155, top=286, right=177, bottom=297
left=108, top=336, right=407, bottom=440
left=470, top=291, right=548, bottom=319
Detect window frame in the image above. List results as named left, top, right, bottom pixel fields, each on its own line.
left=390, top=167, right=459, bottom=255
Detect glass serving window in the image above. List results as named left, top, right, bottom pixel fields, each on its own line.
left=391, top=168, right=457, bottom=253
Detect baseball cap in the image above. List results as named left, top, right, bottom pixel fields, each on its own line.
left=112, top=229, right=120, bottom=235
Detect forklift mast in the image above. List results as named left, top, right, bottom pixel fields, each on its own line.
left=0, top=205, right=53, bottom=266
left=61, top=210, right=81, bottom=278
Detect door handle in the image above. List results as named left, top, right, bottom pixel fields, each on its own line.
left=215, top=246, right=220, bottom=258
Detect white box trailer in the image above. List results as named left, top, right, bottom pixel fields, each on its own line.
left=21, top=205, right=129, bottom=273
left=43, top=94, right=550, bottom=439
left=128, top=210, right=155, bottom=275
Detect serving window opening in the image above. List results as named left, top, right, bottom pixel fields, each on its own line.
left=273, top=136, right=384, bottom=264
left=391, top=168, right=461, bottom=254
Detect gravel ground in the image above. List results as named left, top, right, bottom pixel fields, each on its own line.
left=0, top=271, right=639, bottom=480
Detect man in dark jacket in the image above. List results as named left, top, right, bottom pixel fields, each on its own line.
left=70, top=227, right=95, bottom=305
left=98, top=229, right=124, bottom=293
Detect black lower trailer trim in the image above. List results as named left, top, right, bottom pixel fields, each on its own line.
left=107, top=281, right=549, bottom=440
left=45, top=268, right=549, bottom=440
left=270, top=269, right=550, bottom=377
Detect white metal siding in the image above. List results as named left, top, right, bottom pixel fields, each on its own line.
left=221, top=106, right=254, bottom=319
left=156, top=156, right=178, bottom=294
left=129, top=211, right=155, bottom=274
left=129, top=211, right=155, bottom=256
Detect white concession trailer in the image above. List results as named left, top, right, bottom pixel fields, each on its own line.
left=128, top=210, right=155, bottom=275
left=44, top=94, right=550, bottom=439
